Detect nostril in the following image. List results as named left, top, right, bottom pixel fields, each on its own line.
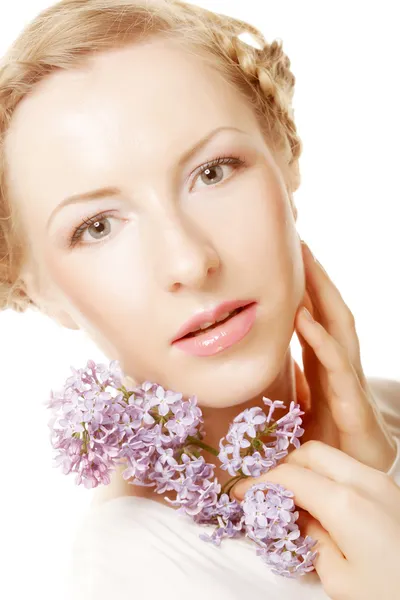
left=169, top=281, right=182, bottom=293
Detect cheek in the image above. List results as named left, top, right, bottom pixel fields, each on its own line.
left=45, top=236, right=151, bottom=338
left=205, top=172, right=302, bottom=298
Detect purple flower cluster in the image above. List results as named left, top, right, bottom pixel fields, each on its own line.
left=47, top=359, right=317, bottom=578
left=243, top=483, right=317, bottom=577
left=218, top=398, right=305, bottom=479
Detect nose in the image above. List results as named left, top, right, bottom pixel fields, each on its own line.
left=152, top=213, right=221, bottom=292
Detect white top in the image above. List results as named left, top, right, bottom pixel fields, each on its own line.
left=69, top=378, right=400, bottom=600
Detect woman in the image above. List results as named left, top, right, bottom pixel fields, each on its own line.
left=0, top=1, right=399, bottom=598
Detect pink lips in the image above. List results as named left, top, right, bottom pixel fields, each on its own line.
left=171, top=300, right=258, bottom=357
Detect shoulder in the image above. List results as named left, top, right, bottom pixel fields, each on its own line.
left=74, top=495, right=177, bottom=544
left=72, top=496, right=159, bottom=557
left=70, top=496, right=187, bottom=599
left=367, top=376, right=400, bottom=406
left=367, top=377, right=400, bottom=436
left=368, top=376, right=400, bottom=397
left=90, top=462, right=135, bottom=507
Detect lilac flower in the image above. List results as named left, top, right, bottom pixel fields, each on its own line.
left=164, top=454, right=221, bottom=517
left=268, top=401, right=305, bottom=451
left=155, top=385, right=179, bottom=416
left=262, top=397, right=286, bottom=423
left=47, top=359, right=317, bottom=579
left=242, top=482, right=317, bottom=577
left=241, top=451, right=276, bottom=477
left=198, top=494, right=244, bottom=545
left=143, top=446, right=182, bottom=492
left=165, top=406, right=194, bottom=439
left=272, top=525, right=301, bottom=551
left=242, top=482, right=296, bottom=540
left=256, top=536, right=318, bottom=578
left=265, top=491, right=294, bottom=523
left=199, top=517, right=244, bottom=546
left=46, top=361, right=132, bottom=487
left=233, top=406, right=267, bottom=438
left=218, top=441, right=243, bottom=476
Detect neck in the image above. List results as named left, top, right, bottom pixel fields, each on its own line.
left=199, top=349, right=297, bottom=488
left=100, top=350, right=297, bottom=508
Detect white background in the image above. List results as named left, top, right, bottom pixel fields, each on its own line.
left=1, top=1, right=399, bottom=598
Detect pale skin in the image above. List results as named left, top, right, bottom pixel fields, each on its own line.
left=3, top=38, right=399, bottom=598
left=232, top=440, right=400, bottom=600
left=231, top=245, right=400, bottom=599
left=7, top=39, right=304, bottom=491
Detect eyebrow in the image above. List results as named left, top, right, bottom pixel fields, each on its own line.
left=46, top=125, right=246, bottom=230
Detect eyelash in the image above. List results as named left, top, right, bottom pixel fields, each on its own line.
left=68, top=154, right=246, bottom=248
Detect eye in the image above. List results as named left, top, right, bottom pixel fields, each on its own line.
left=69, top=211, right=119, bottom=248
left=192, top=155, right=245, bottom=190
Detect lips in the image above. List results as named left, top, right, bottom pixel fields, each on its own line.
left=172, top=299, right=256, bottom=343
left=183, top=306, right=246, bottom=338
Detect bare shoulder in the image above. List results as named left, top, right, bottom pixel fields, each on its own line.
left=368, top=376, right=400, bottom=436
left=368, top=376, right=400, bottom=402
left=90, top=462, right=139, bottom=507
left=90, top=462, right=163, bottom=508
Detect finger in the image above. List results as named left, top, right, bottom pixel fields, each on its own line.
left=301, top=242, right=362, bottom=373
left=295, top=293, right=324, bottom=398
left=297, top=511, right=348, bottom=589
left=295, top=306, right=382, bottom=459
left=302, top=288, right=315, bottom=320
left=297, top=307, right=397, bottom=469
left=292, top=346, right=339, bottom=448
left=299, top=401, right=340, bottom=449
left=231, top=462, right=374, bottom=559
left=283, top=440, right=395, bottom=504
left=294, top=308, right=330, bottom=417
left=294, top=295, right=326, bottom=407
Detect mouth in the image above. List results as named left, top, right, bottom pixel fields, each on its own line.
left=179, top=305, right=248, bottom=339
left=172, top=301, right=258, bottom=357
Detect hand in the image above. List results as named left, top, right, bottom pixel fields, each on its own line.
left=231, top=441, right=400, bottom=600
left=293, top=242, right=396, bottom=471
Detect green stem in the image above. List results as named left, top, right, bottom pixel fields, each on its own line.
left=186, top=436, right=219, bottom=457
left=117, top=385, right=132, bottom=402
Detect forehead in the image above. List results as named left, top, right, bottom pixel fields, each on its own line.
left=5, top=38, right=257, bottom=210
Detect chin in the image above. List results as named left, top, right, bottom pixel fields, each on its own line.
left=180, top=343, right=290, bottom=409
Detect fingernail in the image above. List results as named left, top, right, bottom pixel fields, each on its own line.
left=302, top=307, right=314, bottom=322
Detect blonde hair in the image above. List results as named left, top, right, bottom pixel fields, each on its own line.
left=0, top=0, right=302, bottom=313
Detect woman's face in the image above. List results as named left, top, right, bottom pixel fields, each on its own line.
left=6, top=38, right=305, bottom=407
